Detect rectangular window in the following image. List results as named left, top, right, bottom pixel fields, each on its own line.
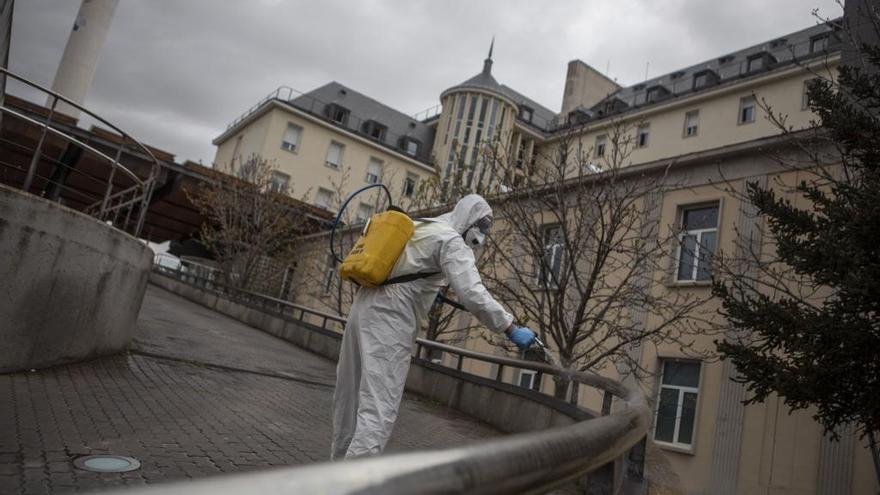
left=519, top=370, right=538, bottom=390
left=281, top=123, right=302, bottom=152
left=802, top=79, right=818, bottom=110
left=325, top=141, right=344, bottom=169
left=811, top=35, right=829, bottom=53
left=355, top=203, right=374, bottom=223
left=322, top=254, right=336, bottom=295
left=594, top=135, right=607, bottom=157
left=683, top=110, right=699, bottom=138
left=363, top=120, right=387, bottom=141
left=540, top=224, right=564, bottom=287
left=365, top=157, right=383, bottom=184
left=676, top=203, right=719, bottom=282
left=403, top=173, right=417, bottom=197
left=519, top=105, right=533, bottom=122
left=654, top=360, right=701, bottom=448
left=315, top=187, right=334, bottom=210
left=739, top=96, right=756, bottom=124
left=693, top=73, right=707, bottom=89
left=747, top=55, right=764, bottom=72
left=268, top=171, right=290, bottom=193
left=636, top=123, right=650, bottom=148
left=405, top=140, right=419, bottom=156
left=326, top=104, right=350, bottom=126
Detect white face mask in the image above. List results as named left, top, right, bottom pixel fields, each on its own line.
left=463, top=227, right=486, bottom=248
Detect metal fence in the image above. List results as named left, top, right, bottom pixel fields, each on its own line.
left=147, top=263, right=651, bottom=494
left=0, top=68, right=161, bottom=237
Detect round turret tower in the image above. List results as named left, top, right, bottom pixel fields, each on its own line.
left=432, top=40, right=518, bottom=197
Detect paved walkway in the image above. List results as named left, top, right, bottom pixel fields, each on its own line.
left=0, top=284, right=500, bottom=494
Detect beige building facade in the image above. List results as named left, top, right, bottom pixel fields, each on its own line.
left=213, top=84, right=437, bottom=216
left=215, top=18, right=875, bottom=495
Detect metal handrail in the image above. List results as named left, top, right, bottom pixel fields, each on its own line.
left=0, top=67, right=161, bottom=237
left=146, top=264, right=651, bottom=494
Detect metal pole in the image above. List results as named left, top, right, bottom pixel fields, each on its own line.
left=99, top=140, right=124, bottom=218
left=22, top=96, right=58, bottom=192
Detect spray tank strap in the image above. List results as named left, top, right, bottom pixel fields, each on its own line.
left=381, top=271, right=440, bottom=285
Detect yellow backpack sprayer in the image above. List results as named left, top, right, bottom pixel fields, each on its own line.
left=330, top=183, right=439, bottom=287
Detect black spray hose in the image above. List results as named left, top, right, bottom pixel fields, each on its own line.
left=329, top=183, right=393, bottom=264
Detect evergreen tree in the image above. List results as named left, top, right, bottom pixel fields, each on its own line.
left=712, top=10, right=879, bottom=480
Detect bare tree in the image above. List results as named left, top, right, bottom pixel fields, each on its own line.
left=480, top=121, right=711, bottom=399
left=188, top=154, right=310, bottom=292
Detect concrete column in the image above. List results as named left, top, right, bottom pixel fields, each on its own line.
left=48, top=0, right=119, bottom=118
left=707, top=175, right=767, bottom=494
left=817, top=424, right=855, bottom=495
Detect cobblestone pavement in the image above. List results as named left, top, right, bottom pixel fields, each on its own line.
left=0, top=285, right=500, bottom=494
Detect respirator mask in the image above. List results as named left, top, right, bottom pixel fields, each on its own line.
left=463, top=215, right=493, bottom=248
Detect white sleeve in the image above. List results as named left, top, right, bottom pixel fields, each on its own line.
left=439, top=235, right=513, bottom=333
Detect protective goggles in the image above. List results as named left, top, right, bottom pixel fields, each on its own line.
left=472, top=216, right=493, bottom=235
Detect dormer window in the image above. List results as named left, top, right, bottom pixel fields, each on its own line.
left=747, top=54, right=764, bottom=72
left=770, top=38, right=788, bottom=49
left=645, top=85, right=670, bottom=103
left=810, top=34, right=829, bottom=53
left=325, top=104, right=350, bottom=126
left=519, top=105, right=534, bottom=123
left=362, top=120, right=387, bottom=141
left=692, top=69, right=719, bottom=90
left=399, top=136, right=421, bottom=157
left=746, top=52, right=776, bottom=73
left=718, top=55, right=735, bottom=65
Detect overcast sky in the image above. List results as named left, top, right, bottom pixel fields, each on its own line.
left=10, top=0, right=842, bottom=165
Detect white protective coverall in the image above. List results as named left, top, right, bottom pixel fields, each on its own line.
left=331, top=194, right=514, bottom=460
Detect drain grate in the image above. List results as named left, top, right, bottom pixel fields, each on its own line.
left=73, top=455, right=141, bottom=473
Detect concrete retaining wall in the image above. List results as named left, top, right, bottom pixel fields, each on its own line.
left=148, top=271, right=590, bottom=433
left=0, top=184, right=152, bottom=373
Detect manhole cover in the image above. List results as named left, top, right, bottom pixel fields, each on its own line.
left=73, top=455, right=141, bottom=473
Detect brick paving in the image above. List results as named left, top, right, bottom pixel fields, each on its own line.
left=0, top=284, right=501, bottom=494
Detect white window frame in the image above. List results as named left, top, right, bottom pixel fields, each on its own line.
left=268, top=171, right=290, bottom=194
left=281, top=123, right=302, bottom=153
left=594, top=135, right=606, bottom=157
left=355, top=203, right=374, bottom=224
left=315, top=187, right=334, bottom=210
left=636, top=123, right=650, bottom=148
left=653, top=360, right=701, bottom=451
left=683, top=110, right=699, bottom=138
left=405, top=140, right=419, bottom=157
left=801, top=79, right=819, bottom=111
left=539, top=224, right=564, bottom=288
left=674, top=203, right=719, bottom=282
left=403, top=173, right=418, bottom=197
left=738, top=96, right=756, bottom=124
left=325, top=141, right=344, bottom=170
left=365, top=158, right=383, bottom=184
left=519, top=369, right=539, bottom=391
left=322, top=254, right=336, bottom=295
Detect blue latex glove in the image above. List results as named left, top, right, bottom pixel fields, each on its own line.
left=507, top=326, right=536, bottom=350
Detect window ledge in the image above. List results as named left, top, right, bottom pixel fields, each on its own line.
left=667, top=279, right=713, bottom=289
left=654, top=441, right=696, bottom=456
left=281, top=146, right=299, bottom=155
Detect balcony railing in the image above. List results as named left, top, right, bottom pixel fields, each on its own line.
left=0, top=68, right=161, bottom=237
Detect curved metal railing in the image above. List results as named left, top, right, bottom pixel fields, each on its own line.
left=0, top=68, right=161, bottom=237
left=143, top=264, right=651, bottom=494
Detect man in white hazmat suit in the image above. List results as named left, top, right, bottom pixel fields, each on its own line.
left=331, top=194, right=537, bottom=460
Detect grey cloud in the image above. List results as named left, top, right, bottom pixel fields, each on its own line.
left=10, top=0, right=843, bottom=165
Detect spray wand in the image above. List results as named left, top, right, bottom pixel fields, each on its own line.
left=532, top=336, right=562, bottom=368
